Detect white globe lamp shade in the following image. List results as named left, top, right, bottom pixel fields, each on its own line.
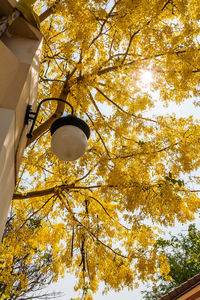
left=50, top=115, right=90, bottom=161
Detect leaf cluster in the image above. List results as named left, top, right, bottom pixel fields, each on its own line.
left=3, top=0, right=200, bottom=298
left=143, top=224, right=200, bottom=299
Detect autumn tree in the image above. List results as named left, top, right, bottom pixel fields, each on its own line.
left=2, top=0, right=200, bottom=298
left=0, top=213, right=63, bottom=299
left=142, top=224, right=200, bottom=300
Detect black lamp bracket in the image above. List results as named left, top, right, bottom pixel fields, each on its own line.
left=25, top=98, right=74, bottom=139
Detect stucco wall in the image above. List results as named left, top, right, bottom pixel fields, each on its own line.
left=0, top=0, right=42, bottom=240
left=0, top=108, right=15, bottom=239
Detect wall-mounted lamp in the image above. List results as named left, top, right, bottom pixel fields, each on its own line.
left=25, top=98, right=90, bottom=161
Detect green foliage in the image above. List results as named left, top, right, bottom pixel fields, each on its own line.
left=3, top=0, right=200, bottom=298
left=142, top=224, right=200, bottom=299
left=29, top=218, right=41, bottom=229
left=138, top=140, right=145, bottom=146
left=165, top=172, right=184, bottom=187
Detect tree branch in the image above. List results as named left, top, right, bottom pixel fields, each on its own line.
left=72, top=162, right=99, bottom=185
left=122, top=29, right=140, bottom=64
left=88, top=196, right=113, bottom=219
left=13, top=184, right=117, bottom=199
left=87, top=89, right=105, bottom=120
left=86, top=112, right=111, bottom=158
left=89, top=1, right=120, bottom=47
left=119, top=142, right=179, bottom=159
left=58, top=194, right=127, bottom=259
left=18, top=195, right=56, bottom=230
left=95, top=86, right=157, bottom=123
left=88, top=196, right=131, bottom=230
left=26, top=78, right=71, bottom=147
left=39, top=0, right=60, bottom=22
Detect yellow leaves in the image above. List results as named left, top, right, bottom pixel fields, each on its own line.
left=98, top=253, right=134, bottom=291
left=158, top=254, right=171, bottom=281
left=85, top=293, right=94, bottom=300
left=188, top=0, right=200, bottom=20
left=7, top=0, right=200, bottom=297
left=97, top=7, right=107, bottom=19
left=135, top=226, right=156, bottom=248
left=60, top=249, right=73, bottom=267
left=89, top=278, right=99, bottom=293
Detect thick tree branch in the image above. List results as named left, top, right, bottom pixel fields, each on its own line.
left=39, top=0, right=60, bottom=22
left=26, top=79, right=71, bottom=147
left=13, top=184, right=117, bottom=199
left=13, top=182, right=152, bottom=199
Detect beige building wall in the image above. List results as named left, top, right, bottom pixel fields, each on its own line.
left=0, top=0, right=42, bottom=239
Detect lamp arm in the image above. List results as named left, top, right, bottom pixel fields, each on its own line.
left=25, top=98, right=74, bottom=138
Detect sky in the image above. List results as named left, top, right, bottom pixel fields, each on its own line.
left=45, top=274, right=145, bottom=299
left=44, top=220, right=200, bottom=300
left=10, top=1, right=200, bottom=299
left=42, top=73, right=200, bottom=300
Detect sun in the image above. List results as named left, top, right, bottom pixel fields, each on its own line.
left=141, top=70, right=153, bottom=85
